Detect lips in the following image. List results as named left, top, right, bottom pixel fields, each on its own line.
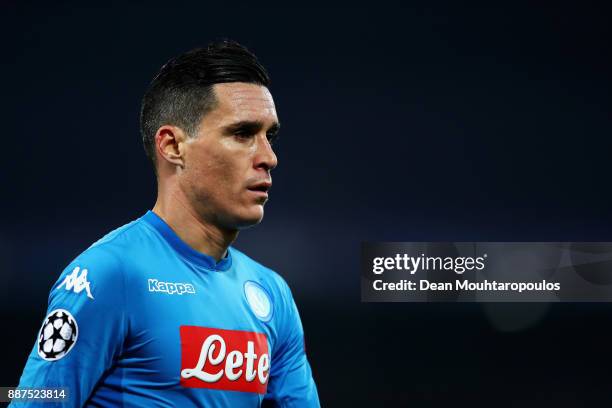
left=246, top=180, right=272, bottom=201
left=247, top=181, right=272, bottom=193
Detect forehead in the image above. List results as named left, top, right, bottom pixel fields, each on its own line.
left=209, top=82, right=277, bottom=124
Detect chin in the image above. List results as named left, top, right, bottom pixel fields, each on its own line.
left=233, top=207, right=265, bottom=230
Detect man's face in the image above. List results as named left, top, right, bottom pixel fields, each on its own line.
left=179, top=82, right=279, bottom=230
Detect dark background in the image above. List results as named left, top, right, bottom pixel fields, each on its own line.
left=2, top=2, right=612, bottom=407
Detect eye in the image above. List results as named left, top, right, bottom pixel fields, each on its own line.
left=233, top=130, right=254, bottom=141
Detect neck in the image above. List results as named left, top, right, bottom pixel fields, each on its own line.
left=152, top=187, right=238, bottom=262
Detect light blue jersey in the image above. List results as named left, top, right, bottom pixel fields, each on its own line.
left=12, top=211, right=320, bottom=407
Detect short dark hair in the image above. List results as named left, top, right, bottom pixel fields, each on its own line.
left=140, top=40, right=271, bottom=168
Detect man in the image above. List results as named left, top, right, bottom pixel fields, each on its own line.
left=12, top=40, right=320, bottom=407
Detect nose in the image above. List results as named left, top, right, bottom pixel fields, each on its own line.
left=254, top=133, right=278, bottom=171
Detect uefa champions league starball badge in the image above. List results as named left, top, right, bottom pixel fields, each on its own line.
left=244, top=281, right=273, bottom=322
left=37, top=309, right=78, bottom=361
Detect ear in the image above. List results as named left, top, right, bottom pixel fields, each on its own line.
left=155, top=125, right=187, bottom=168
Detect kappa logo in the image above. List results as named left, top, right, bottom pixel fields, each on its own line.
left=148, top=279, right=196, bottom=295
left=57, top=266, right=94, bottom=299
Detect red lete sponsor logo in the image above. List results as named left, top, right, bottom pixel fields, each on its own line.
left=180, top=326, right=270, bottom=394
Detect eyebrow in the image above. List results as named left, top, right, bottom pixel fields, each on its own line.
left=222, top=120, right=281, bottom=135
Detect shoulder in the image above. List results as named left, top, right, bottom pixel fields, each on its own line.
left=53, top=216, right=153, bottom=294
left=230, top=247, right=290, bottom=286
left=86, top=216, right=153, bottom=255
left=230, top=247, right=293, bottom=299
left=75, top=217, right=149, bottom=266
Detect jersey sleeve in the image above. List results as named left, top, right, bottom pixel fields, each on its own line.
left=265, top=281, right=320, bottom=408
left=10, top=245, right=128, bottom=408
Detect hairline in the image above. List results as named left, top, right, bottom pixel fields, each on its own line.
left=151, top=81, right=273, bottom=176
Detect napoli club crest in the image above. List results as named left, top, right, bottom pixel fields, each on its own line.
left=244, top=281, right=273, bottom=322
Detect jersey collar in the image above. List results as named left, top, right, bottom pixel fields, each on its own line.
left=142, top=210, right=232, bottom=271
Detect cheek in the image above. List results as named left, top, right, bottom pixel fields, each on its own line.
left=187, top=150, right=242, bottom=195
